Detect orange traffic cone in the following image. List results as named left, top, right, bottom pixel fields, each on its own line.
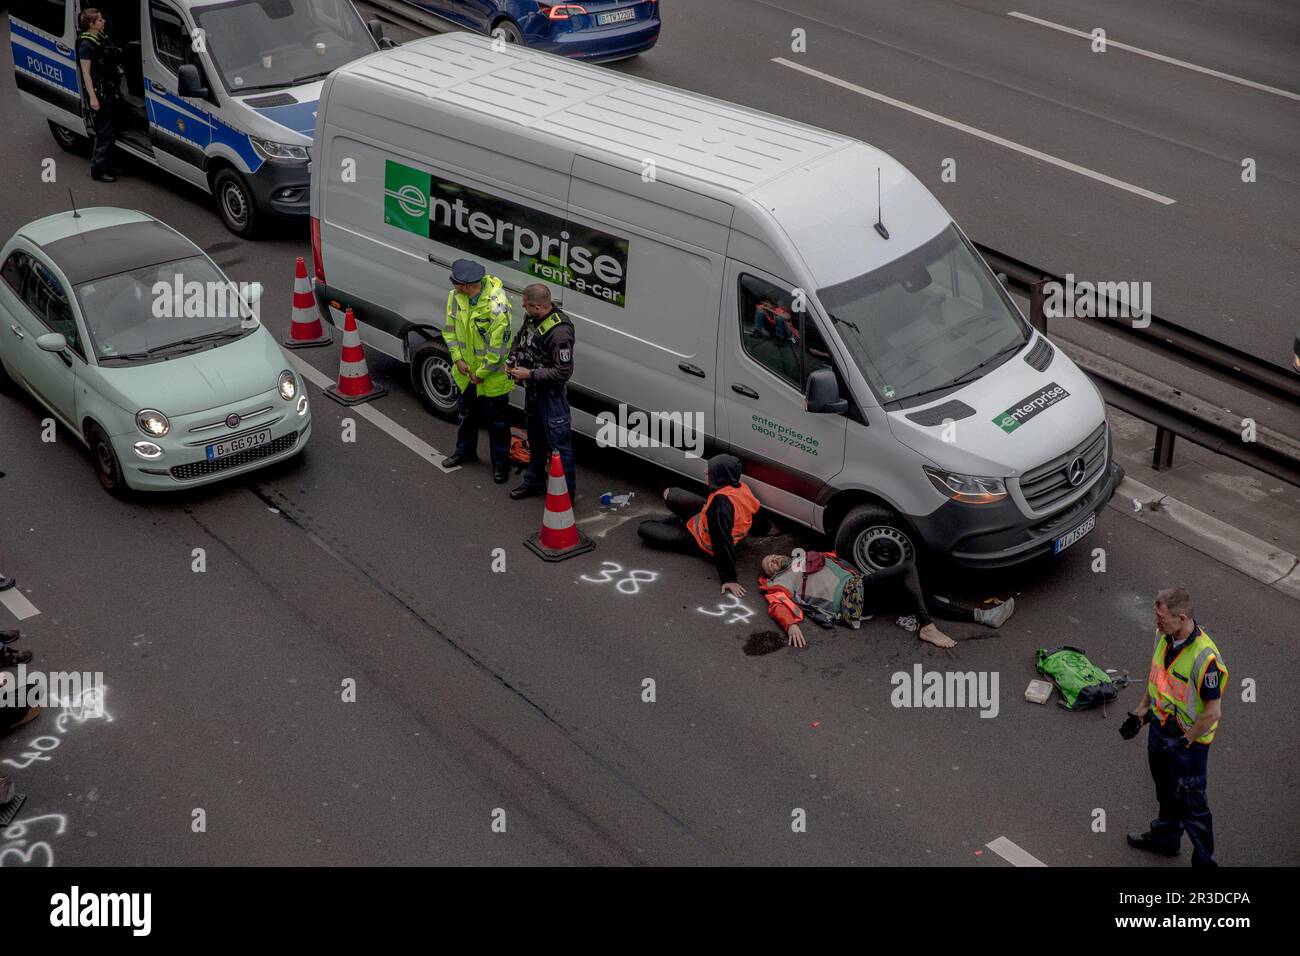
left=325, top=307, right=388, bottom=406
left=524, top=451, right=594, bottom=562
left=282, top=257, right=331, bottom=349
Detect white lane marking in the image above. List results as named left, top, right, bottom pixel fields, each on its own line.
left=287, top=354, right=460, bottom=474
left=986, top=836, right=1047, bottom=867
left=771, top=57, right=1176, bottom=205
left=0, top=588, right=40, bottom=621
left=1008, top=11, right=1300, bottom=102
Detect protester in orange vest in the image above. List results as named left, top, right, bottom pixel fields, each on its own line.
left=637, top=455, right=760, bottom=595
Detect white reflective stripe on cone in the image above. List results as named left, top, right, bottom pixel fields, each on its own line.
left=339, top=358, right=370, bottom=377
left=547, top=473, right=568, bottom=495
left=542, top=508, right=575, bottom=531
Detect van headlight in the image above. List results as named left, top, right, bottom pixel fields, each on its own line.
left=251, top=137, right=310, bottom=163
left=136, top=409, right=171, bottom=437
left=278, top=370, right=298, bottom=401
left=923, top=466, right=1007, bottom=504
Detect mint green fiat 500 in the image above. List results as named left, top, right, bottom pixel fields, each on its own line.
left=0, top=207, right=312, bottom=494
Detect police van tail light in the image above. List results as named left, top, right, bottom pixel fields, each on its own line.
left=310, top=216, right=326, bottom=285
left=541, top=3, right=588, bottom=18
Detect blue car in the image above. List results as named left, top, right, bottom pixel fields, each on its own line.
left=408, top=1, right=660, bottom=61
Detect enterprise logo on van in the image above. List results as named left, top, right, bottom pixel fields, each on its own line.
left=384, top=160, right=630, bottom=308
left=993, top=382, right=1070, bottom=433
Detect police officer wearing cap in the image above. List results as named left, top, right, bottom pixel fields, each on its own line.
left=440, top=259, right=515, bottom=482
left=506, top=283, right=576, bottom=499
left=77, top=8, right=121, bottom=183
left=1120, top=587, right=1227, bottom=866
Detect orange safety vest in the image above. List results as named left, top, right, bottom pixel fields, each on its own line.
left=1147, top=625, right=1227, bottom=744
left=686, top=483, right=760, bottom=555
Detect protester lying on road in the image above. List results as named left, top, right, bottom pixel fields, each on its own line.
left=760, top=551, right=1015, bottom=649
left=638, top=454, right=761, bottom=596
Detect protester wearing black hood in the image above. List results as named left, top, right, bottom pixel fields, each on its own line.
left=637, top=454, right=762, bottom=594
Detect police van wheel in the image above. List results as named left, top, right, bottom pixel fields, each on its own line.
left=410, top=342, right=460, bottom=421
left=836, top=504, right=917, bottom=573
left=48, top=120, right=89, bottom=155
left=214, top=168, right=260, bottom=238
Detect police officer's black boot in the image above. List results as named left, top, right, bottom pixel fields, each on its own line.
left=1126, top=832, right=1180, bottom=857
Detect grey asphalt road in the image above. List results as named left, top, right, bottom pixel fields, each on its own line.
left=1, top=8, right=1297, bottom=867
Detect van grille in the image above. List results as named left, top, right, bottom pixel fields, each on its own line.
left=1019, top=423, right=1108, bottom=513
left=170, top=432, right=298, bottom=481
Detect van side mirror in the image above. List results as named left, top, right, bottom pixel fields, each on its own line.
left=805, top=367, right=848, bottom=414
left=177, top=64, right=209, bottom=99
left=242, top=281, right=264, bottom=307
left=996, top=272, right=1009, bottom=288
left=368, top=19, right=397, bottom=47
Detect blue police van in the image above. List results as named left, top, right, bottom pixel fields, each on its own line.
left=9, top=0, right=386, bottom=235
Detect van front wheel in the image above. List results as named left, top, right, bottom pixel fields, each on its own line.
left=835, top=503, right=917, bottom=573
left=213, top=168, right=260, bottom=238
left=410, top=342, right=460, bottom=421
left=49, top=120, right=90, bottom=155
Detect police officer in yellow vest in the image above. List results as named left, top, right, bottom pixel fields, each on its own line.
left=1120, top=587, right=1227, bottom=866
left=440, top=259, right=514, bottom=482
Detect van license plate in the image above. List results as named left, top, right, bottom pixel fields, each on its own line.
left=598, top=8, right=636, bottom=25
left=1053, top=512, right=1095, bottom=554
left=207, top=428, right=272, bottom=461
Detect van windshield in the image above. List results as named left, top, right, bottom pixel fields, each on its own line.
left=817, top=225, right=1030, bottom=404
left=193, top=0, right=373, bottom=94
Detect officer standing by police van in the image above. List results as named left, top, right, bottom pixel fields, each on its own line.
left=440, top=259, right=515, bottom=482
left=1120, top=587, right=1227, bottom=866
left=76, top=8, right=120, bottom=183
left=507, top=284, right=576, bottom=499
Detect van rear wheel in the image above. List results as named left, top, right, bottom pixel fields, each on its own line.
left=835, top=503, right=917, bottom=573
left=410, top=341, right=460, bottom=421
left=48, top=120, right=90, bottom=155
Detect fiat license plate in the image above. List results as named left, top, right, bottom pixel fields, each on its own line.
left=207, top=428, right=272, bottom=460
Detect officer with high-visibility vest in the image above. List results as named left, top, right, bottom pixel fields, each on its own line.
left=1120, top=587, right=1227, bottom=866
left=440, top=259, right=515, bottom=483
left=77, top=8, right=122, bottom=183
left=637, top=454, right=761, bottom=596
left=506, top=283, right=576, bottom=499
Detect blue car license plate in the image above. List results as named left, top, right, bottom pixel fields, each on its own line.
left=598, top=7, right=637, bottom=25
left=207, top=428, right=272, bottom=461
left=1053, top=512, right=1096, bottom=555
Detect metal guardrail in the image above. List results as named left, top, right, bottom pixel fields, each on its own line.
left=976, top=243, right=1300, bottom=486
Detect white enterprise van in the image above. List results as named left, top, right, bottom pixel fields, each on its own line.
left=9, top=0, right=389, bottom=235
left=308, top=33, right=1123, bottom=571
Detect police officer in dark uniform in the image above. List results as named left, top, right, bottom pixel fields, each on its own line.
left=507, top=283, right=576, bottom=499
left=77, top=8, right=121, bottom=182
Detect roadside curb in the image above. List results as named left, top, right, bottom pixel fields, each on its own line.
left=1111, top=476, right=1300, bottom=601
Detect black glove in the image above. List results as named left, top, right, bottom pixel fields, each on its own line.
left=1119, top=713, right=1144, bottom=740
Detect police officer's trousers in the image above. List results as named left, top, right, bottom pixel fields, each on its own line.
left=453, top=383, right=510, bottom=468
left=89, top=102, right=115, bottom=178
left=1147, top=717, right=1216, bottom=865
left=522, top=385, right=575, bottom=495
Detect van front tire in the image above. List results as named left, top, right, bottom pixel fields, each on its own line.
left=835, top=503, right=917, bottom=574
left=48, top=120, right=90, bottom=155
left=213, top=168, right=260, bottom=238
left=410, top=342, right=460, bottom=421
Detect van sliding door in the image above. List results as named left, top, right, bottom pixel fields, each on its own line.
left=564, top=157, right=731, bottom=475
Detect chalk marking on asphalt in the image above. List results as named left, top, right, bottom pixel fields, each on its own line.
left=287, top=354, right=459, bottom=474
left=0, top=588, right=40, bottom=621
left=771, top=57, right=1176, bottom=205
left=1007, top=11, right=1300, bottom=103
left=986, top=836, right=1047, bottom=867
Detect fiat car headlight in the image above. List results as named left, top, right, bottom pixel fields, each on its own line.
left=278, top=370, right=298, bottom=401
left=136, top=409, right=171, bottom=437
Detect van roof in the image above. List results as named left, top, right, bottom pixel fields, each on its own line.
left=335, top=33, right=857, bottom=195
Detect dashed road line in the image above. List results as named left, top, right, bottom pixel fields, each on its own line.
left=288, top=354, right=460, bottom=474
left=986, top=835, right=1047, bottom=867
left=771, top=57, right=1177, bottom=205
left=1007, top=11, right=1300, bottom=102
left=0, top=588, right=40, bottom=621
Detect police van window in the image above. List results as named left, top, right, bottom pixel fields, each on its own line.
left=1, top=252, right=33, bottom=298
left=13, top=0, right=67, bottom=37
left=150, top=2, right=191, bottom=75
left=25, top=261, right=84, bottom=359
left=738, top=274, right=801, bottom=389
